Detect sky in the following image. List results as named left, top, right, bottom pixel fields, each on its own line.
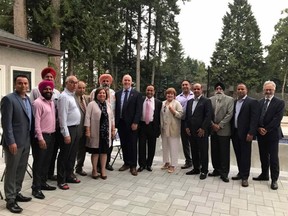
left=176, top=0, right=288, bottom=66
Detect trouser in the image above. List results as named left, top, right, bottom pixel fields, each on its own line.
left=4, top=140, right=30, bottom=203
left=180, top=120, right=192, bottom=165
left=32, top=133, right=55, bottom=190
left=210, top=134, right=230, bottom=178
left=161, top=135, right=180, bottom=167
left=75, top=132, right=86, bottom=172
left=57, top=126, right=80, bottom=184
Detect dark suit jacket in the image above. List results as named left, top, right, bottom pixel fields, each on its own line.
left=115, top=88, right=142, bottom=128
left=140, top=97, right=162, bottom=137
left=258, top=96, right=284, bottom=139
left=232, top=96, right=259, bottom=139
left=185, top=96, right=212, bottom=137
left=1, top=92, right=34, bottom=148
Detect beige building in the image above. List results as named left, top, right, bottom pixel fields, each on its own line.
left=0, top=29, right=62, bottom=98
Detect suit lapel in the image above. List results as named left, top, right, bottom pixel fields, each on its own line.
left=14, top=93, right=30, bottom=119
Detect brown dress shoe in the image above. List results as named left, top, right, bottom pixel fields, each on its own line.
left=242, top=179, right=249, bottom=187
left=119, top=165, right=130, bottom=171
left=130, top=167, right=138, bottom=176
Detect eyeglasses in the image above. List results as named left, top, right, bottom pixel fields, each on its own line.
left=68, top=81, right=78, bottom=85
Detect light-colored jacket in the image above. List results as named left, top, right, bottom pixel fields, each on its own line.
left=210, top=94, right=234, bottom=136
left=160, top=99, right=183, bottom=137
left=84, top=100, right=114, bottom=149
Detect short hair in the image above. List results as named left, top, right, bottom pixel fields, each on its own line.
left=14, top=75, right=29, bottom=84
left=181, top=80, right=191, bottom=85
left=94, top=87, right=108, bottom=101
left=165, top=87, right=177, bottom=96
left=263, top=80, right=276, bottom=90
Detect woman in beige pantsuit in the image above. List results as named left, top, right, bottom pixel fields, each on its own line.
left=160, top=88, right=183, bottom=173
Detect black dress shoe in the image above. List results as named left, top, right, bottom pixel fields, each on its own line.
left=146, top=166, right=153, bottom=172
left=232, top=174, right=241, bottom=180
left=6, top=202, right=23, bottom=213
left=76, top=170, right=87, bottom=176
left=181, top=163, right=192, bottom=169
left=119, top=164, right=130, bottom=171
left=220, top=176, right=230, bottom=183
left=271, top=181, right=278, bottom=190
left=15, top=193, right=32, bottom=202
left=137, top=167, right=145, bottom=172
left=200, top=172, right=207, bottom=180
left=41, top=183, right=56, bottom=191
left=252, top=174, right=269, bottom=181
left=32, top=190, right=45, bottom=199
left=242, top=179, right=249, bottom=187
left=208, top=170, right=220, bottom=177
left=106, top=164, right=114, bottom=171
left=186, top=169, right=200, bottom=175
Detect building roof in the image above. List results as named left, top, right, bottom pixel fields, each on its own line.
left=0, top=29, right=63, bottom=56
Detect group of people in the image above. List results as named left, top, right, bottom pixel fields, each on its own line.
left=0, top=67, right=285, bottom=214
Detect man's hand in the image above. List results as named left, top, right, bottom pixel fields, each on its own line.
left=186, top=128, right=191, bottom=136
left=38, top=139, right=47, bottom=149
left=258, top=127, right=267, bottom=136
left=8, top=143, right=17, bottom=155
left=211, top=124, right=220, bottom=132
left=64, top=136, right=71, bottom=144
left=246, top=134, right=253, bottom=142
left=197, top=128, right=205, bottom=137
left=131, top=123, right=138, bottom=131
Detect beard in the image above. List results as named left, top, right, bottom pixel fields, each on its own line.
left=215, top=92, right=224, bottom=101
left=42, top=92, right=53, bottom=100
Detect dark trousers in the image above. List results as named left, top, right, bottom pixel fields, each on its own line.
left=57, top=126, right=80, bottom=185
left=180, top=120, right=192, bottom=165
left=75, top=132, right=86, bottom=172
left=138, top=121, right=157, bottom=167
left=257, top=135, right=279, bottom=181
left=210, top=134, right=230, bottom=178
left=32, top=133, right=55, bottom=190
left=118, top=119, right=138, bottom=167
left=232, top=131, right=252, bottom=180
left=4, top=140, right=30, bottom=203
left=188, top=135, right=209, bottom=173
left=48, top=127, right=61, bottom=177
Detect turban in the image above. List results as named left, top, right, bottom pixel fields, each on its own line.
left=41, top=67, right=57, bottom=79
left=214, top=82, right=225, bottom=91
left=99, top=74, right=113, bottom=84
left=38, top=80, right=54, bottom=93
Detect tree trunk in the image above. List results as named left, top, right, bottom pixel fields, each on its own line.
left=281, top=70, right=287, bottom=100
left=13, top=0, right=27, bottom=39
left=50, top=0, right=61, bottom=89
left=136, top=5, right=141, bottom=91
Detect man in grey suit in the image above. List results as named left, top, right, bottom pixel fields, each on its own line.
left=1, top=75, right=33, bottom=213
left=75, top=81, right=89, bottom=176
left=209, top=82, right=234, bottom=182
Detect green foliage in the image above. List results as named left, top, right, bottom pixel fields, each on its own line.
left=0, top=0, right=13, bottom=32
left=265, top=9, right=288, bottom=95
left=210, top=0, right=264, bottom=90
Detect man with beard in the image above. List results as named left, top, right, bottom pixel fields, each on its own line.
left=208, top=82, right=234, bottom=182
left=254, top=81, right=284, bottom=190
left=31, top=80, right=56, bottom=199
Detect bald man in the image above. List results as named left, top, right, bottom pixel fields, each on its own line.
left=115, top=74, right=142, bottom=176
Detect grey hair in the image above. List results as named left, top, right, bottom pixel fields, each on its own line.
left=263, top=80, right=276, bottom=90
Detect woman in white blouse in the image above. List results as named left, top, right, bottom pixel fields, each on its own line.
left=160, top=88, right=183, bottom=173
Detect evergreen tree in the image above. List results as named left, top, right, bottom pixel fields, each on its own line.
left=266, top=9, right=288, bottom=99
left=210, top=0, right=264, bottom=90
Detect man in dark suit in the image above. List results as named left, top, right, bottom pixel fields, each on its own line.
left=74, top=81, right=89, bottom=176
left=115, top=74, right=142, bottom=176
left=254, top=81, right=284, bottom=190
left=1, top=75, right=33, bottom=213
left=231, top=83, right=260, bottom=187
left=185, top=83, right=212, bottom=180
left=137, top=85, right=162, bottom=172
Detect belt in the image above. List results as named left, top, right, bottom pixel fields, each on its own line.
left=42, top=132, right=56, bottom=136
left=68, top=125, right=79, bottom=128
